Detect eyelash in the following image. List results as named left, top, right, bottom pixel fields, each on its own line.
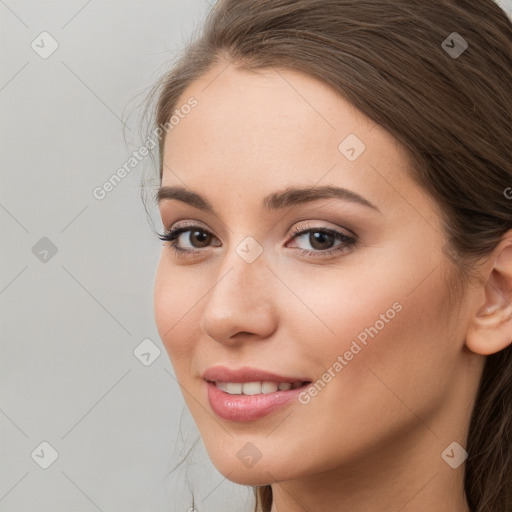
left=158, top=222, right=357, bottom=259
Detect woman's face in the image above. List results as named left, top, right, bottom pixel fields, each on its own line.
left=154, top=62, right=478, bottom=485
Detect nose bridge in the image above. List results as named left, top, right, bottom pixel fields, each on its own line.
left=215, top=233, right=270, bottom=300
left=200, top=238, right=277, bottom=342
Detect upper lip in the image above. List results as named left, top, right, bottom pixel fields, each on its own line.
left=202, top=366, right=310, bottom=384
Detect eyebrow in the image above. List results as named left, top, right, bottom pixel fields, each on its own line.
left=156, top=185, right=381, bottom=214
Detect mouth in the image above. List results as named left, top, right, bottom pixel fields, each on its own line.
left=201, top=366, right=313, bottom=421
left=206, top=380, right=311, bottom=395
left=204, top=376, right=313, bottom=422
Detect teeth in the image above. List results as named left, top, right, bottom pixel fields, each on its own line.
left=262, top=382, right=279, bottom=393
left=242, top=382, right=261, bottom=395
left=216, top=381, right=228, bottom=392
left=215, top=381, right=302, bottom=395
left=226, top=382, right=242, bottom=394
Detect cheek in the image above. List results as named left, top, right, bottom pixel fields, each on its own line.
left=153, top=255, right=201, bottom=363
left=272, top=258, right=411, bottom=361
left=276, top=259, right=458, bottom=429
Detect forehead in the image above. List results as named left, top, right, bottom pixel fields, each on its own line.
left=160, top=63, right=436, bottom=224
left=165, top=64, right=373, bottom=163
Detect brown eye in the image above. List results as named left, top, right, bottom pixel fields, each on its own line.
left=187, top=229, right=213, bottom=248
left=308, top=231, right=337, bottom=250
left=286, top=225, right=357, bottom=259
left=158, top=225, right=220, bottom=254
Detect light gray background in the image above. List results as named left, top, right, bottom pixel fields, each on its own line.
left=1, top=1, right=254, bottom=511
left=1, top=1, right=511, bottom=511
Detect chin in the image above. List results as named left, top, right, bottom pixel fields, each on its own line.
left=207, top=450, right=298, bottom=486
left=225, top=471, right=273, bottom=486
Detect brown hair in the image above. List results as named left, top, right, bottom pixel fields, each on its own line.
left=143, top=1, right=512, bottom=510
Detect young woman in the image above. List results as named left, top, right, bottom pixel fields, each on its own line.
left=145, top=1, right=512, bottom=510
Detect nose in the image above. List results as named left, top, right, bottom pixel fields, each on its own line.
left=199, top=249, right=278, bottom=345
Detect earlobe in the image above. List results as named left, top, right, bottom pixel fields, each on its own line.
left=465, top=234, right=512, bottom=356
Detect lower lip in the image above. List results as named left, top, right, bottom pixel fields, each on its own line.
left=206, top=381, right=310, bottom=422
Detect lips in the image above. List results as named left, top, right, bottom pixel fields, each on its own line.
left=202, top=366, right=313, bottom=421
left=202, top=365, right=310, bottom=384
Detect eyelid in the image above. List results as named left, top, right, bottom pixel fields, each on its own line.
left=166, top=219, right=354, bottom=237
left=287, top=220, right=356, bottom=239
left=162, top=221, right=353, bottom=244
left=166, top=219, right=209, bottom=230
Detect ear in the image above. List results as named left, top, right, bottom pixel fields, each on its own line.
left=465, top=231, right=512, bottom=356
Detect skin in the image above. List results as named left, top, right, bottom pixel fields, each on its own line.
left=153, top=60, right=512, bottom=512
